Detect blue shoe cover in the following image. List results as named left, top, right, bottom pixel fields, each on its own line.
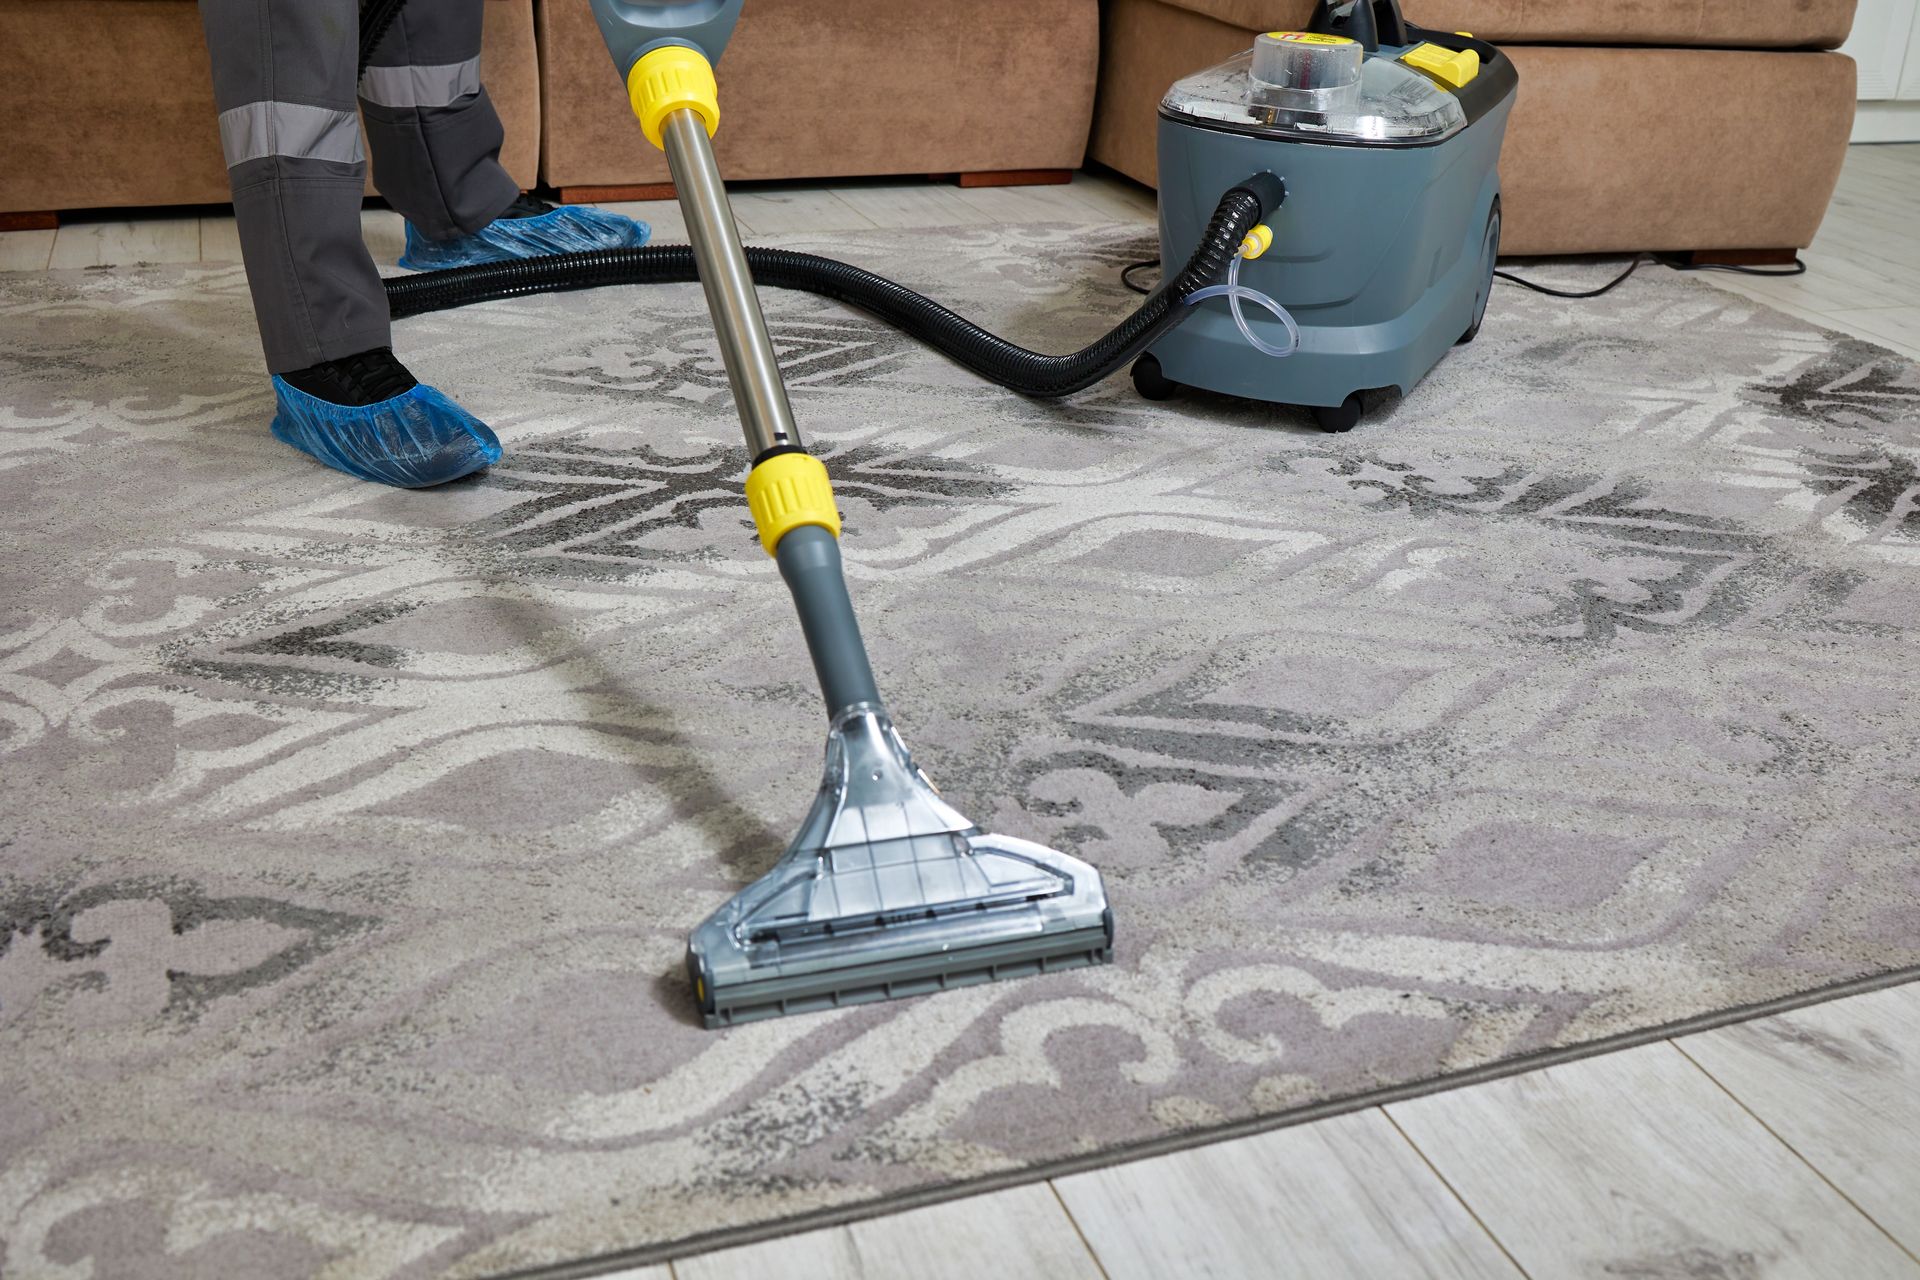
left=269, top=377, right=502, bottom=488
left=397, top=205, right=650, bottom=270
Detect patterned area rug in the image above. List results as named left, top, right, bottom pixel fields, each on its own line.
left=4, top=223, right=1919, bottom=1279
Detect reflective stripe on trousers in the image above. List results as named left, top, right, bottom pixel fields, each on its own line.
left=197, top=0, right=516, bottom=372
left=217, top=101, right=365, bottom=167
left=357, top=56, right=482, bottom=109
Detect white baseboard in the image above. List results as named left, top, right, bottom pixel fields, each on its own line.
left=1852, top=100, right=1920, bottom=142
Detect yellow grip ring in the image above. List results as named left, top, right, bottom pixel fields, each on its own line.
left=745, top=452, right=841, bottom=557
left=627, top=44, right=720, bottom=150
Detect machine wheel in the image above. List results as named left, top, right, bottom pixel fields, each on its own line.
left=1131, top=353, right=1180, bottom=401
left=1458, top=196, right=1502, bottom=345
left=1314, top=393, right=1364, bottom=434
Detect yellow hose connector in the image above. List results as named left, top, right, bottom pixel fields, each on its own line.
left=745, top=452, right=841, bottom=556
left=627, top=44, right=720, bottom=150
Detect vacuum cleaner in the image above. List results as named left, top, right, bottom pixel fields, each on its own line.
left=1137, top=2, right=1517, bottom=431
left=379, top=0, right=1514, bottom=1026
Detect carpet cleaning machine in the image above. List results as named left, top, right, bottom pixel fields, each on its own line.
left=1140, top=3, right=1517, bottom=431
left=385, top=0, right=1515, bottom=1026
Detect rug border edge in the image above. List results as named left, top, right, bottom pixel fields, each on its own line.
left=482, top=962, right=1920, bottom=1280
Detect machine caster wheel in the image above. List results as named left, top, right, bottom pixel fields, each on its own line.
left=1458, top=196, right=1501, bottom=345
left=1131, top=353, right=1180, bottom=401
left=1314, top=393, right=1364, bottom=434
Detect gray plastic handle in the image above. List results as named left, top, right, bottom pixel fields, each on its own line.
left=588, top=0, right=744, bottom=74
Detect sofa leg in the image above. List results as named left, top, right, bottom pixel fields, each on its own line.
left=944, top=169, right=1074, bottom=188
left=557, top=183, right=676, bottom=204
left=1677, top=248, right=1801, bottom=268
left=0, top=211, right=59, bottom=232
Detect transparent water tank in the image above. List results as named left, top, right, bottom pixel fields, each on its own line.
left=1162, top=31, right=1466, bottom=146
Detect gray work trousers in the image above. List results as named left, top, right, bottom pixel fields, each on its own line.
left=199, top=0, right=521, bottom=373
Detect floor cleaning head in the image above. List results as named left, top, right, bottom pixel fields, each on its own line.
left=687, top=518, right=1111, bottom=1027
left=688, top=697, right=1112, bottom=1027
left=586, top=1, right=1113, bottom=1028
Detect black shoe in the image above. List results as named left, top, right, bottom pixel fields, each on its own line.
left=499, top=193, right=558, bottom=220
left=279, top=347, right=420, bottom=408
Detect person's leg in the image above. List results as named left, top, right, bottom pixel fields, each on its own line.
left=361, top=0, right=650, bottom=270
left=358, top=0, right=519, bottom=238
left=200, top=0, right=390, bottom=372
left=198, top=0, right=501, bottom=488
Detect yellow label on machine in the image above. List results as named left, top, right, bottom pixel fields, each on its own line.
left=1400, top=41, right=1481, bottom=89
left=1264, top=31, right=1355, bottom=45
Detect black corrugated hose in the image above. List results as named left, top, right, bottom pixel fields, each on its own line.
left=358, top=0, right=407, bottom=75
left=383, top=182, right=1276, bottom=398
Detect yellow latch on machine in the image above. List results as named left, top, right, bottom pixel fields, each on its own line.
left=628, top=44, right=721, bottom=149
left=1400, top=41, right=1480, bottom=89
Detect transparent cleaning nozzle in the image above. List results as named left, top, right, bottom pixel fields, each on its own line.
left=686, top=706, right=1113, bottom=1026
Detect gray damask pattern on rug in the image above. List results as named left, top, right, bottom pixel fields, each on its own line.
left=3, top=224, right=1919, bottom=1278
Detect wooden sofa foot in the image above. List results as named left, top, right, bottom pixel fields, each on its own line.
left=0, top=211, right=59, bottom=232
left=943, top=169, right=1074, bottom=188
left=557, top=183, right=676, bottom=204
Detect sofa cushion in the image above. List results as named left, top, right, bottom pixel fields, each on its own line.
left=1156, top=0, right=1856, bottom=50
left=1495, top=44, right=1854, bottom=253
left=537, top=0, right=1099, bottom=189
left=0, top=0, right=540, bottom=214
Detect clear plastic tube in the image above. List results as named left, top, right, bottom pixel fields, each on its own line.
left=1185, top=253, right=1299, bottom=358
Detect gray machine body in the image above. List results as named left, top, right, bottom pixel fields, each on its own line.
left=1149, top=50, right=1513, bottom=410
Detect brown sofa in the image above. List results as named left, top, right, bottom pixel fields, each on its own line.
left=533, top=0, right=1100, bottom=197
left=0, top=0, right=541, bottom=216
left=1090, top=0, right=1859, bottom=255
left=0, top=0, right=1856, bottom=263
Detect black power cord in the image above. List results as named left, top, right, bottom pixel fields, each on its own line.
left=1666, top=255, right=1810, bottom=277
left=1121, top=259, right=1161, bottom=295
left=1122, top=251, right=1807, bottom=301
left=1494, top=253, right=1806, bottom=298
left=1493, top=255, right=1649, bottom=298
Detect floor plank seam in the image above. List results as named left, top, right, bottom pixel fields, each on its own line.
left=822, top=190, right=874, bottom=228
left=1375, top=1106, right=1534, bottom=1280
left=1666, top=1040, right=1920, bottom=1269
left=1045, top=1180, right=1115, bottom=1280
